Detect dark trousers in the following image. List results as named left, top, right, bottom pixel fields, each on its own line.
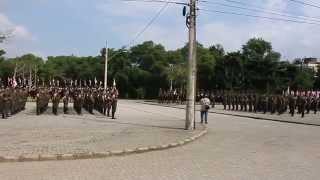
left=200, top=111, right=208, bottom=123
left=111, top=101, right=117, bottom=119
left=64, top=104, right=68, bottom=114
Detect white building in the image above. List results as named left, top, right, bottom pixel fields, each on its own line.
left=294, top=57, right=320, bottom=73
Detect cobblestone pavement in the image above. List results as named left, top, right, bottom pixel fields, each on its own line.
left=1, top=101, right=320, bottom=180
left=143, top=101, right=320, bottom=126
left=0, top=100, right=200, bottom=157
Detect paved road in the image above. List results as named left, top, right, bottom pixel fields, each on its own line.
left=0, top=100, right=200, bottom=156
left=1, top=101, right=320, bottom=180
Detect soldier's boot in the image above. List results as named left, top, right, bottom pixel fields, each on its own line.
left=301, top=110, right=305, bottom=118
left=107, top=108, right=111, bottom=117
left=112, top=110, right=116, bottom=119
left=54, top=108, right=58, bottom=115
left=64, top=107, right=68, bottom=114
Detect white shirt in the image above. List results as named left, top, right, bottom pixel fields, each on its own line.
left=200, top=97, right=211, bottom=111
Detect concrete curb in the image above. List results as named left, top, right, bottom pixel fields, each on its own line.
left=0, top=127, right=207, bottom=163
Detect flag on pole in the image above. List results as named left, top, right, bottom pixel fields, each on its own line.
left=12, top=77, right=17, bottom=88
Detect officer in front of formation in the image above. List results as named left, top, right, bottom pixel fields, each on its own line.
left=111, top=87, right=119, bottom=119
left=52, top=91, right=60, bottom=115
left=62, top=91, right=69, bottom=114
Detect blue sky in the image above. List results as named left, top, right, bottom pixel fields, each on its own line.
left=1, top=0, right=320, bottom=60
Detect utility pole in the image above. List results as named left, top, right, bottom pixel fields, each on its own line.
left=185, top=0, right=197, bottom=130
left=29, top=67, right=32, bottom=88
left=104, top=41, right=108, bottom=89
left=34, top=65, right=37, bottom=88
left=169, top=64, right=173, bottom=91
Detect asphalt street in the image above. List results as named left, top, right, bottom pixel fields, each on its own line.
left=1, top=100, right=319, bottom=180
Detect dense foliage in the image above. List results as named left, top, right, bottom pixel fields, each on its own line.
left=0, top=38, right=318, bottom=98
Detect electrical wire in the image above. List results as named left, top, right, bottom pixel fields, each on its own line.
left=199, top=1, right=320, bottom=23
left=199, top=8, right=320, bottom=26
left=200, top=0, right=320, bottom=20
left=120, top=0, right=188, bottom=5
left=108, top=0, right=170, bottom=61
left=287, top=0, right=320, bottom=9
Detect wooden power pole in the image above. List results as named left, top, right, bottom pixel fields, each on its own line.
left=185, top=0, right=197, bottom=130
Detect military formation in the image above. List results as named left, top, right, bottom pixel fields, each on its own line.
left=158, top=88, right=320, bottom=118
left=0, top=87, right=28, bottom=119
left=219, top=93, right=320, bottom=118
left=158, top=89, right=186, bottom=104
left=34, top=86, right=119, bottom=118
left=0, top=85, right=119, bottom=119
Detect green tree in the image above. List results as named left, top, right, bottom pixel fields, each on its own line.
left=242, top=38, right=281, bottom=93
left=293, top=68, right=315, bottom=90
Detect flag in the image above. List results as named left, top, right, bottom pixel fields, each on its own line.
left=12, top=77, right=17, bottom=88
left=113, top=79, right=116, bottom=87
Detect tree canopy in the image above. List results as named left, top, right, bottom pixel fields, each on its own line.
left=0, top=38, right=317, bottom=98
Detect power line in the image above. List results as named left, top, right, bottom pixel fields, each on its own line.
left=287, top=0, right=320, bottom=9
left=199, top=1, right=320, bottom=23
left=201, top=0, right=320, bottom=20
left=199, top=8, right=320, bottom=26
left=108, top=0, right=169, bottom=60
left=127, top=2, right=169, bottom=46
left=120, top=0, right=188, bottom=5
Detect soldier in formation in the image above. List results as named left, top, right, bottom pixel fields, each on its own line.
left=158, top=88, right=320, bottom=118
left=158, top=89, right=186, bottom=104
left=32, top=85, right=119, bottom=118
left=0, top=87, right=28, bottom=119
left=219, top=92, right=320, bottom=118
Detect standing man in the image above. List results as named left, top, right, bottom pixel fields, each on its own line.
left=200, top=94, right=211, bottom=124
left=0, top=91, right=4, bottom=119
left=3, top=90, right=10, bottom=118
left=63, top=91, right=69, bottom=114
left=288, top=94, right=296, bottom=117
left=111, top=87, right=119, bottom=119
left=52, top=92, right=60, bottom=115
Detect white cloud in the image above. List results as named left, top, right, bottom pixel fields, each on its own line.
left=196, top=0, right=320, bottom=60
left=96, top=1, right=168, bottom=18
left=0, top=13, right=40, bottom=57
